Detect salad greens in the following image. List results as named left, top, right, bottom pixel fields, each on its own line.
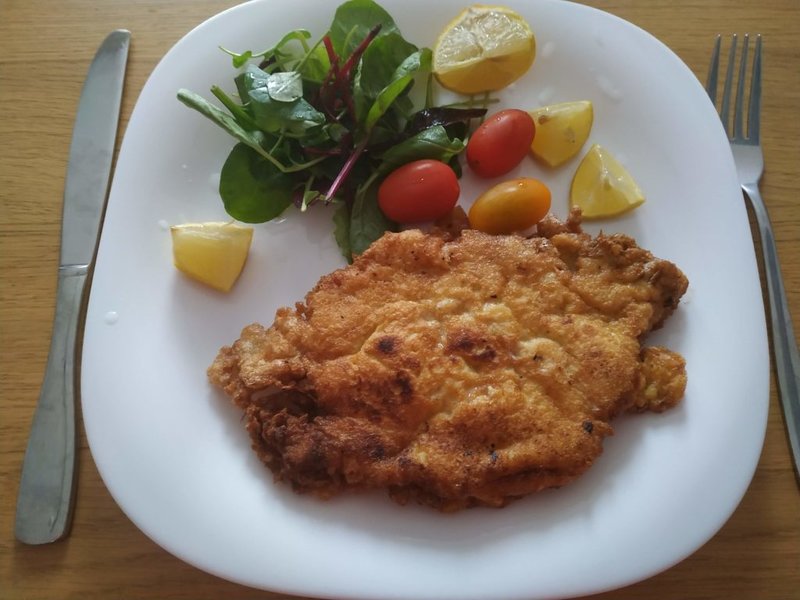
left=178, top=0, right=486, bottom=261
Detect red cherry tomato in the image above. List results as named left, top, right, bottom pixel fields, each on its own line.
left=466, top=109, right=536, bottom=178
left=378, top=159, right=460, bottom=223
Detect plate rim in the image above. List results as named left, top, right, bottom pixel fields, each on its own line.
left=82, top=0, right=770, bottom=598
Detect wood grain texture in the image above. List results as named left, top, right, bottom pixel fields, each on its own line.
left=2, top=1, right=798, bottom=598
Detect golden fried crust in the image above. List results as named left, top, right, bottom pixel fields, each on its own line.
left=208, top=217, right=688, bottom=510
left=625, top=347, right=687, bottom=413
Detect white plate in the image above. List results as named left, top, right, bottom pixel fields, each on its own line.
left=82, top=1, right=769, bottom=598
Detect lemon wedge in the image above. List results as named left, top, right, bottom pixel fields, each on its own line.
left=529, top=101, right=593, bottom=167
left=170, top=222, right=254, bottom=292
left=570, top=144, right=645, bottom=219
left=433, top=5, right=536, bottom=94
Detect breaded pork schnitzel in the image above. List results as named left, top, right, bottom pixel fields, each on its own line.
left=208, top=210, right=688, bottom=510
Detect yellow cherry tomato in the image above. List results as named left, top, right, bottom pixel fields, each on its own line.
left=468, top=178, right=551, bottom=235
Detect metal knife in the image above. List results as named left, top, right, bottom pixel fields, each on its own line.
left=15, top=29, right=131, bottom=545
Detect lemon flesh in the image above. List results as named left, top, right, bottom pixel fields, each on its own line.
left=570, top=144, right=645, bottom=219
left=529, top=101, right=593, bottom=167
left=433, top=5, right=535, bottom=94
left=170, top=222, right=254, bottom=292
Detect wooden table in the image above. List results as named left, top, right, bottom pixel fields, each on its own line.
left=2, top=1, right=798, bottom=598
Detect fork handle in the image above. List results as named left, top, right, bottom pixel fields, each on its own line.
left=743, top=182, right=800, bottom=479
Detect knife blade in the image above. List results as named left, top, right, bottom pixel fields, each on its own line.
left=15, top=29, right=130, bottom=545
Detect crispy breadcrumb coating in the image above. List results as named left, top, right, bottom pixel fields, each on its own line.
left=209, top=210, right=688, bottom=510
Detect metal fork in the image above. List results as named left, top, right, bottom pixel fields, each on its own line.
left=706, top=34, right=800, bottom=480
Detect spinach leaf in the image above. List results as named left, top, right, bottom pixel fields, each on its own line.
left=364, top=47, right=431, bottom=131
left=178, top=88, right=325, bottom=173
left=298, top=42, right=331, bottom=84
left=177, top=88, right=269, bottom=156
left=377, top=125, right=465, bottom=175
left=266, top=71, right=303, bottom=102
left=332, top=202, right=352, bottom=261
left=219, top=143, right=295, bottom=222
left=328, top=0, right=400, bottom=57
left=349, top=179, right=397, bottom=257
left=405, top=106, right=487, bottom=135
left=210, top=85, right=259, bottom=130
left=221, top=29, right=313, bottom=69
left=354, top=32, right=418, bottom=98
left=236, top=65, right=326, bottom=135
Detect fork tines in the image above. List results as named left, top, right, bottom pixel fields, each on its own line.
left=706, top=33, right=762, bottom=142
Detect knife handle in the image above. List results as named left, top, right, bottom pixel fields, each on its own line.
left=16, top=266, right=88, bottom=544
